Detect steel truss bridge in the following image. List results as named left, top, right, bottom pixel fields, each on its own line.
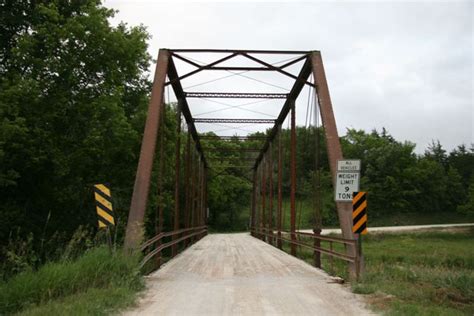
left=122, top=49, right=363, bottom=289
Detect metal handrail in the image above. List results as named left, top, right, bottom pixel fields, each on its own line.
left=285, top=230, right=356, bottom=245
left=252, top=229, right=357, bottom=263
left=140, top=226, right=207, bottom=251
left=140, top=226, right=207, bottom=268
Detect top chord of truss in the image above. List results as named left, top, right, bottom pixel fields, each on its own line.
left=169, top=49, right=312, bottom=54
left=185, top=92, right=288, bottom=99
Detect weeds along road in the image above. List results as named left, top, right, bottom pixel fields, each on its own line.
left=300, top=223, right=474, bottom=235
left=123, top=233, right=373, bottom=316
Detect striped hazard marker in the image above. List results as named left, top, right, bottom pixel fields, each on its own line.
left=352, top=192, right=367, bottom=235
left=94, top=184, right=115, bottom=228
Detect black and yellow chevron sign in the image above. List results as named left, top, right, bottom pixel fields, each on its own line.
left=352, top=192, right=367, bottom=235
left=94, top=184, right=115, bottom=228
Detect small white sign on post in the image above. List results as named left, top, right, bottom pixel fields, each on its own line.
left=335, top=159, right=361, bottom=202
left=337, top=159, right=361, bottom=172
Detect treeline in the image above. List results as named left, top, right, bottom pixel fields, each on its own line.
left=0, top=0, right=151, bottom=276
left=204, top=127, right=474, bottom=230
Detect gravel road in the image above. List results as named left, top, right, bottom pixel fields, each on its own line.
left=123, top=233, right=373, bottom=316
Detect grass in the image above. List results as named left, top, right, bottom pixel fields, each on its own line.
left=280, top=228, right=474, bottom=315
left=0, top=246, right=143, bottom=315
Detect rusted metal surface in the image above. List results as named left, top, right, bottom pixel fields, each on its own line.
left=268, top=142, right=274, bottom=246
left=313, top=228, right=322, bottom=268
left=203, top=166, right=208, bottom=225
left=155, top=101, right=166, bottom=266
left=185, top=92, right=288, bottom=99
left=277, top=124, right=283, bottom=249
left=251, top=170, right=257, bottom=236
left=261, top=156, right=267, bottom=242
left=172, top=101, right=183, bottom=257
left=124, top=49, right=169, bottom=252
left=184, top=133, right=191, bottom=247
left=140, top=226, right=208, bottom=268
left=254, top=228, right=358, bottom=266
left=290, top=101, right=297, bottom=256
left=169, top=49, right=311, bottom=54
left=310, top=51, right=358, bottom=276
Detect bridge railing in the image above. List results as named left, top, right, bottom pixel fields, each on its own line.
left=251, top=228, right=360, bottom=278
left=140, top=226, right=207, bottom=268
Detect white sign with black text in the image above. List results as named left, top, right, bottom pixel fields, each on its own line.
left=337, top=159, right=361, bottom=172
left=335, top=172, right=360, bottom=202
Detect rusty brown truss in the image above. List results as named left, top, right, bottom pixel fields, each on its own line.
left=124, top=48, right=361, bottom=279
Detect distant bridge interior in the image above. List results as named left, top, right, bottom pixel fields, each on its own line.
left=123, top=49, right=362, bottom=278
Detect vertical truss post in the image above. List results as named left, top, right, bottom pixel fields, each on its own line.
left=125, top=49, right=169, bottom=251
left=290, top=100, right=297, bottom=256
left=156, top=101, right=166, bottom=267
left=199, top=160, right=204, bottom=228
left=310, top=51, right=358, bottom=277
left=172, top=100, right=183, bottom=257
left=184, top=132, right=191, bottom=246
left=188, top=144, right=194, bottom=230
left=257, top=163, right=262, bottom=239
left=190, top=148, right=196, bottom=242
left=193, top=153, right=199, bottom=240
left=251, top=169, right=257, bottom=236
left=268, top=142, right=274, bottom=246
left=313, top=110, right=322, bottom=268
left=277, top=124, right=283, bottom=249
left=261, top=155, right=267, bottom=241
left=203, top=165, right=207, bottom=231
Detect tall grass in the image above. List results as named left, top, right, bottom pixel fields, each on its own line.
left=0, top=247, right=143, bottom=315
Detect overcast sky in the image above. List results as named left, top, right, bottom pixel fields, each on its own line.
left=105, top=0, right=473, bottom=153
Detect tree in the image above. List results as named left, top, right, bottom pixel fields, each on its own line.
left=0, top=0, right=151, bottom=251
left=448, top=144, right=474, bottom=186
left=342, top=128, right=417, bottom=216
left=457, top=176, right=474, bottom=215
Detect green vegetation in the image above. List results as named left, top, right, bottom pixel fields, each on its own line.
left=0, top=247, right=143, bottom=315
left=284, top=228, right=474, bottom=315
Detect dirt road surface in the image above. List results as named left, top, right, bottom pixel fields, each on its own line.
left=123, top=233, right=372, bottom=316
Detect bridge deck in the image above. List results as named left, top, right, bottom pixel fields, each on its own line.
left=124, top=233, right=372, bottom=315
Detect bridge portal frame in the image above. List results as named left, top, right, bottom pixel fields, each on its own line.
left=123, top=48, right=360, bottom=278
